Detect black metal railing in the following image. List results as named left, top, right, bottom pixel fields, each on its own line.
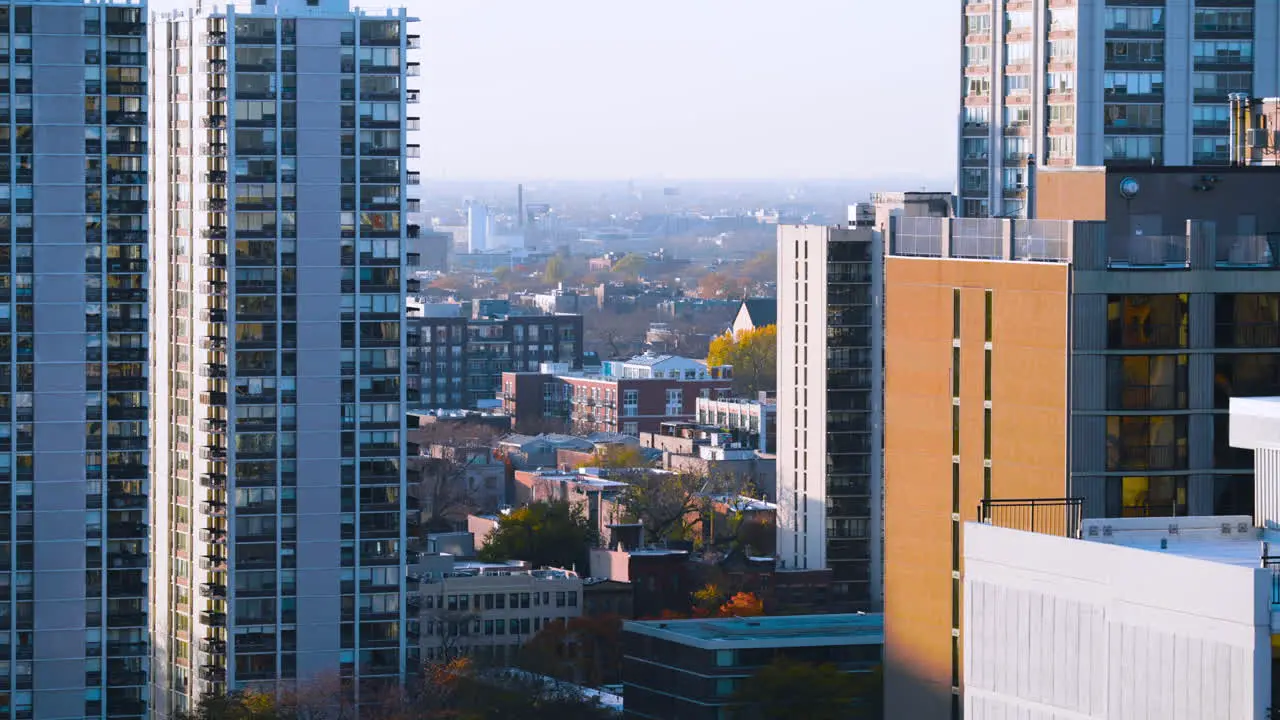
left=977, top=497, right=1083, bottom=538
left=1263, top=555, right=1280, bottom=606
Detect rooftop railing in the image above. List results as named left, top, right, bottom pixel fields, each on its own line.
left=977, top=497, right=1083, bottom=538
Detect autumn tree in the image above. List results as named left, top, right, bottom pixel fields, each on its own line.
left=718, top=591, right=764, bottom=617
left=696, top=271, right=748, bottom=300
left=610, top=253, right=647, bottom=280
left=579, top=443, right=651, bottom=470
left=182, top=658, right=618, bottom=720
left=707, top=325, right=777, bottom=395
left=518, top=614, right=624, bottom=687
left=732, top=658, right=879, bottom=720
left=617, top=469, right=750, bottom=544
left=478, top=501, right=596, bottom=571
left=741, top=250, right=778, bottom=283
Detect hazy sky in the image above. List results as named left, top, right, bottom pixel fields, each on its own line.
left=415, top=0, right=958, bottom=181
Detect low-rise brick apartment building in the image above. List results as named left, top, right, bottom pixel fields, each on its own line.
left=500, top=353, right=734, bottom=436
left=407, top=297, right=584, bottom=409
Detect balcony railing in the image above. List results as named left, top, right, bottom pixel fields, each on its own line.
left=1216, top=234, right=1279, bottom=268
left=1106, top=234, right=1189, bottom=268
left=977, top=497, right=1083, bottom=538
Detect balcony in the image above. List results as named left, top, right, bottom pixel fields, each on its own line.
left=107, top=522, right=147, bottom=539
left=198, top=281, right=228, bottom=297
left=199, top=472, right=227, bottom=489
left=1105, top=234, right=1189, bottom=268
left=199, top=308, right=227, bottom=323
left=199, top=554, right=227, bottom=571
left=198, top=363, right=228, bottom=379
left=199, top=418, right=227, bottom=433
left=1216, top=234, right=1280, bottom=268
left=199, top=446, right=227, bottom=461
left=200, top=335, right=227, bottom=350
left=977, top=497, right=1083, bottom=538
left=199, top=664, right=227, bottom=680
left=202, top=115, right=227, bottom=129
left=201, top=501, right=227, bottom=517
left=199, top=528, right=227, bottom=544
left=201, top=225, right=228, bottom=239
left=200, top=253, right=227, bottom=268
left=198, top=638, right=227, bottom=654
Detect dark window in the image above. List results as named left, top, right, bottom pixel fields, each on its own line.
left=1105, top=475, right=1187, bottom=517
left=1107, top=355, right=1188, bottom=410
left=1213, top=354, right=1280, bottom=409
left=1107, top=294, right=1188, bottom=349
left=1215, top=293, right=1280, bottom=348
left=1214, top=413, right=1255, bottom=470
left=1106, top=415, right=1188, bottom=471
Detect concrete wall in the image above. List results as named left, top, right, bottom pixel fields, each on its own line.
left=1035, top=167, right=1107, bottom=221
left=293, top=15, right=348, bottom=682
left=884, top=256, right=1071, bottom=720
left=964, top=523, right=1270, bottom=720
left=775, top=225, right=829, bottom=572
left=32, top=8, right=95, bottom=716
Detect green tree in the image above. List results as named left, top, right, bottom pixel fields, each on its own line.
left=706, top=325, right=777, bottom=395
left=732, top=658, right=880, bottom=720
left=610, top=253, right=647, bottom=279
left=544, top=255, right=568, bottom=284
left=478, top=501, right=596, bottom=570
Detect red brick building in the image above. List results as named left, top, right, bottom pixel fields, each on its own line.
left=500, top=353, right=733, bottom=436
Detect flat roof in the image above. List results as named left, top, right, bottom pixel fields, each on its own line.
left=624, top=613, right=883, bottom=650
left=1075, top=515, right=1271, bottom=568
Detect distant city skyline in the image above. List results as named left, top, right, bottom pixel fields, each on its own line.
left=413, top=0, right=958, bottom=181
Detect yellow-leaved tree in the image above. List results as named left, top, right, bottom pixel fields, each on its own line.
left=707, top=325, right=777, bottom=396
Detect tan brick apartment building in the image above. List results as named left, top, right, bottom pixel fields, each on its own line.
left=500, top=353, right=734, bottom=436
left=884, top=167, right=1280, bottom=719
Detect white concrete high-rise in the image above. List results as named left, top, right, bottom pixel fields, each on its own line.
left=466, top=202, right=489, bottom=253
left=775, top=221, right=883, bottom=608
left=0, top=2, right=152, bottom=717
left=149, top=0, right=416, bottom=713
left=959, top=1, right=1276, bottom=217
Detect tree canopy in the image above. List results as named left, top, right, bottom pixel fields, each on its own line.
left=179, top=658, right=619, bottom=720
left=706, top=325, right=777, bottom=396
left=477, top=501, right=596, bottom=571
left=610, top=253, right=647, bottom=279
left=732, top=658, right=881, bottom=720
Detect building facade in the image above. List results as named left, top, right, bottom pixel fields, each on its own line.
left=500, top=355, right=734, bottom=436
left=406, top=304, right=583, bottom=410
left=959, top=0, right=1279, bottom=217
left=412, top=556, right=582, bottom=665
left=775, top=224, right=883, bottom=609
left=621, top=614, right=883, bottom=720
left=884, top=167, right=1280, bottom=719
left=694, top=396, right=775, bottom=453
left=149, top=0, right=415, bottom=712
left=961, top=393, right=1280, bottom=719
left=0, top=2, right=154, bottom=717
